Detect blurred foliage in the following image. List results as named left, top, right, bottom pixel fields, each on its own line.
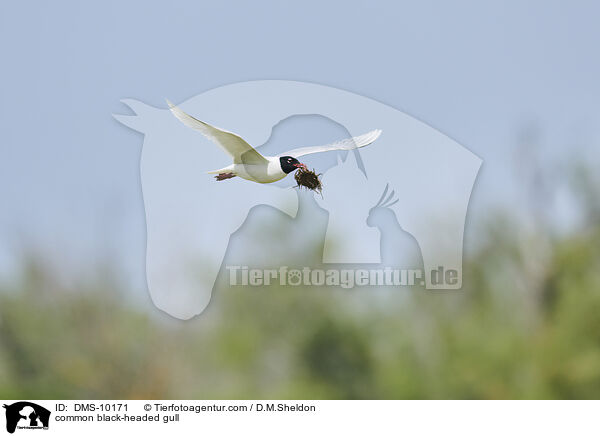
left=1, top=161, right=600, bottom=399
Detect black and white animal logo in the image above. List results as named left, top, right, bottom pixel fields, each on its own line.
left=3, top=402, right=50, bottom=434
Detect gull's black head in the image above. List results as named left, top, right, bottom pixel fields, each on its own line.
left=279, top=156, right=306, bottom=174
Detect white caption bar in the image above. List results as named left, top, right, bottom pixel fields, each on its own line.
left=1, top=400, right=598, bottom=436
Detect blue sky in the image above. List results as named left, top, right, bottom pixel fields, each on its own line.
left=0, top=1, right=598, bottom=290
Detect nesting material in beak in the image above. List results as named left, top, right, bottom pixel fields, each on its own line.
left=294, top=166, right=323, bottom=194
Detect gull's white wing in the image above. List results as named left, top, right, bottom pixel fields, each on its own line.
left=167, top=100, right=268, bottom=165
left=277, top=129, right=382, bottom=158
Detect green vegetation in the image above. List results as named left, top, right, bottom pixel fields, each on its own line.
left=1, top=163, right=599, bottom=399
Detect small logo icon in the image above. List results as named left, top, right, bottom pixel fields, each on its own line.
left=2, top=402, right=50, bottom=434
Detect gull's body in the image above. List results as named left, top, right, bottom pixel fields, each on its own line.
left=208, top=159, right=290, bottom=184
left=167, top=100, right=382, bottom=184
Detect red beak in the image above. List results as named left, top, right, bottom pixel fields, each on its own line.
left=294, top=163, right=307, bottom=169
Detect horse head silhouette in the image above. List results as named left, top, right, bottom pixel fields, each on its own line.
left=114, top=80, right=481, bottom=318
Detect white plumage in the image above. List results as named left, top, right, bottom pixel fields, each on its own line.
left=167, top=100, right=382, bottom=184
left=277, top=129, right=382, bottom=159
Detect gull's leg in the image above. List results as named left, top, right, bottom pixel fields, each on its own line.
left=215, top=172, right=236, bottom=181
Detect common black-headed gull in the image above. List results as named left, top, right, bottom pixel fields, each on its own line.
left=167, top=100, right=381, bottom=184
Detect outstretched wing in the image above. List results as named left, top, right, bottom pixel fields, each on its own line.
left=277, top=129, right=382, bottom=158
left=166, top=100, right=268, bottom=165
